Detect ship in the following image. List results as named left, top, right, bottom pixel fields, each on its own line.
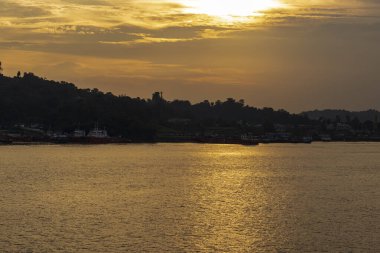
left=87, top=124, right=108, bottom=138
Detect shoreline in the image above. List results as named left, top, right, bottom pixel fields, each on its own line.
left=2, top=139, right=380, bottom=146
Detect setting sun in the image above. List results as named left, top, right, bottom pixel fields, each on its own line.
left=180, top=0, right=284, bottom=19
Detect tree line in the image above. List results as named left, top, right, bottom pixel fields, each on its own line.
left=0, top=72, right=312, bottom=140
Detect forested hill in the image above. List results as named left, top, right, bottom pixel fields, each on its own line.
left=0, top=73, right=309, bottom=139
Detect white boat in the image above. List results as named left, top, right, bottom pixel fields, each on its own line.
left=87, top=124, right=108, bottom=138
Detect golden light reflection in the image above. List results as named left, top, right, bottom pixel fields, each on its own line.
left=187, top=145, right=267, bottom=250
left=180, top=0, right=285, bottom=21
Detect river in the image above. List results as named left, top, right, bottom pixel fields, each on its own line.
left=0, top=143, right=379, bottom=252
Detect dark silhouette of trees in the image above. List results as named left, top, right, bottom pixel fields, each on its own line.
left=3, top=71, right=362, bottom=140
left=1, top=71, right=378, bottom=141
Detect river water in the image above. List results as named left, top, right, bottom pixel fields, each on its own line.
left=0, top=143, right=379, bottom=252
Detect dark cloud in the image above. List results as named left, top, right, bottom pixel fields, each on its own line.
left=0, top=1, right=50, bottom=17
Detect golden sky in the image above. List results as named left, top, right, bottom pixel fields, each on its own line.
left=1, top=0, right=380, bottom=111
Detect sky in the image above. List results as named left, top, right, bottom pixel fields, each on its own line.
left=0, top=0, right=380, bottom=112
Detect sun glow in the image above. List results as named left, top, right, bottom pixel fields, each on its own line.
left=181, top=0, right=284, bottom=20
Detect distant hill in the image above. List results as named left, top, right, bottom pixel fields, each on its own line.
left=0, top=72, right=310, bottom=139
left=302, top=109, right=380, bottom=122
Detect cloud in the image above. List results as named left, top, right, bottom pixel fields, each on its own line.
left=62, top=0, right=111, bottom=6
left=0, top=1, right=50, bottom=17
left=1, top=0, right=380, bottom=111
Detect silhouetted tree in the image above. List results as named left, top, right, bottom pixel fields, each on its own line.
left=263, top=120, right=275, bottom=132
left=0, top=72, right=320, bottom=139
left=350, top=117, right=361, bottom=131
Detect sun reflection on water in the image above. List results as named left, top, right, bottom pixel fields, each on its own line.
left=185, top=145, right=271, bottom=251
left=1, top=143, right=379, bottom=252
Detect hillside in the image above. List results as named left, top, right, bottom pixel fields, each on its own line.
left=0, top=72, right=309, bottom=140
